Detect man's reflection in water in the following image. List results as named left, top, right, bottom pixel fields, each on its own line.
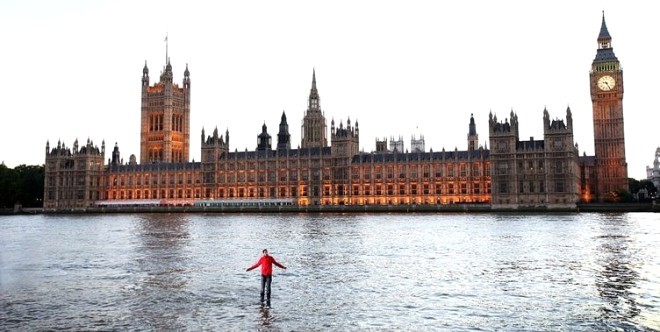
left=259, top=306, right=273, bottom=327
left=595, top=214, right=641, bottom=327
left=128, top=214, right=192, bottom=329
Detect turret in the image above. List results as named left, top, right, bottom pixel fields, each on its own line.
left=142, top=61, right=149, bottom=88
left=331, top=117, right=359, bottom=157
left=468, top=113, right=479, bottom=151
left=183, top=63, right=190, bottom=89
left=257, top=123, right=272, bottom=151
left=160, top=59, right=174, bottom=83
left=277, top=111, right=291, bottom=151
left=111, top=143, right=121, bottom=165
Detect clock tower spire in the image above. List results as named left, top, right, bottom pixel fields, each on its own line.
left=589, top=12, right=628, bottom=201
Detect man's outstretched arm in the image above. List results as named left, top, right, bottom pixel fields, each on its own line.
left=273, top=259, right=287, bottom=269
left=246, top=260, right=261, bottom=272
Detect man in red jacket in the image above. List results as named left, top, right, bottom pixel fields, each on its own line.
left=246, top=249, right=287, bottom=303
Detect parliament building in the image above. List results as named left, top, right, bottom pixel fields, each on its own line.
left=43, top=15, right=627, bottom=210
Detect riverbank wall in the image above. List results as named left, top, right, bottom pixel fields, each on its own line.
left=4, top=202, right=657, bottom=215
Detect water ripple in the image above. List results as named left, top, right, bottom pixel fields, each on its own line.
left=0, top=213, right=659, bottom=330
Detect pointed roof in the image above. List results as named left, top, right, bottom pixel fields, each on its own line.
left=312, top=68, right=317, bottom=88
left=468, top=113, right=477, bottom=136
left=593, top=11, right=618, bottom=63
left=308, top=68, right=320, bottom=108
left=598, top=11, right=611, bottom=40
left=310, top=68, right=318, bottom=96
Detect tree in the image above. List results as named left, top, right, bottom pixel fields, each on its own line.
left=627, top=177, right=657, bottom=202
left=0, top=164, right=44, bottom=208
left=639, top=179, right=658, bottom=197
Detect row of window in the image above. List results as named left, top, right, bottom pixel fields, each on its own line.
left=497, top=160, right=567, bottom=175
left=212, top=160, right=489, bottom=172
left=496, top=180, right=565, bottom=194
left=111, top=173, right=199, bottom=186
left=104, top=182, right=495, bottom=201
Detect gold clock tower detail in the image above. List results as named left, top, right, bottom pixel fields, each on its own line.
left=589, top=13, right=628, bottom=201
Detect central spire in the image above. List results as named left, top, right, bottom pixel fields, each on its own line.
left=308, top=68, right=320, bottom=112
left=312, top=68, right=317, bottom=90
left=301, top=68, right=327, bottom=148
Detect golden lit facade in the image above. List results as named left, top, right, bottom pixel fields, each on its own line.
left=140, top=60, right=191, bottom=164
left=196, top=74, right=491, bottom=207
left=44, top=16, right=627, bottom=210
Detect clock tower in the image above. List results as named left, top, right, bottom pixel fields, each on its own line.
left=589, top=12, right=628, bottom=201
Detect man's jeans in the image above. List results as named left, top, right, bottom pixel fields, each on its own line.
left=260, top=275, right=272, bottom=302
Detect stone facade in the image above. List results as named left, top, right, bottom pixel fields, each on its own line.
left=43, top=15, right=628, bottom=209
left=43, top=139, right=106, bottom=208
left=488, top=108, right=579, bottom=209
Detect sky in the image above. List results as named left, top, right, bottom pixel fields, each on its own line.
left=1, top=0, right=658, bottom=179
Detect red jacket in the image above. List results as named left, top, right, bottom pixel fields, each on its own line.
left=247, top=255, right=286, bottom=276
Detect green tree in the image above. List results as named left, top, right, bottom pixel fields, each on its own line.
left=15, top=165, right=45, bottom=207
left=628, top=178, right=641, bottom=194
left=639, top=179, right=658, bottom=196
left=0, top=164, right=44, bottom=208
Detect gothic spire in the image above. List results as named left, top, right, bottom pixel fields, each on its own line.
left=598, top=11, right=611, bottom=41
left=142, top=60, right=149, bottom=87
left=593, top=11, right=617, bottom=62
left=308, top=68, right=320, bottom=111
left=468, top=113, right=477, bottom=136
left=278, top=110, right=291, bottom=151
left=312, top=68, right=317, bottom=90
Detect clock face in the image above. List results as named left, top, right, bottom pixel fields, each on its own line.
left=597, top=75, right=616, bottom=91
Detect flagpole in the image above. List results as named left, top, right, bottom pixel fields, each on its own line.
left=165, top=32, right=169, bottom=63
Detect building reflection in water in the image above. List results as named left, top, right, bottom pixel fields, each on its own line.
left=127, top=214, right=192, bottom=329
left=595, top=214, right=641, bottom=328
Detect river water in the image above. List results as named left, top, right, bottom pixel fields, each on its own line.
left=1, top=213, right=658, bottom=331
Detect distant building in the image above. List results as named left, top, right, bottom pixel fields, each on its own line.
left=389, top=136, right=404, bottom=153
left=411, top=134, right=425, bottom=153
left=647, top=147, right=660, bottom=190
